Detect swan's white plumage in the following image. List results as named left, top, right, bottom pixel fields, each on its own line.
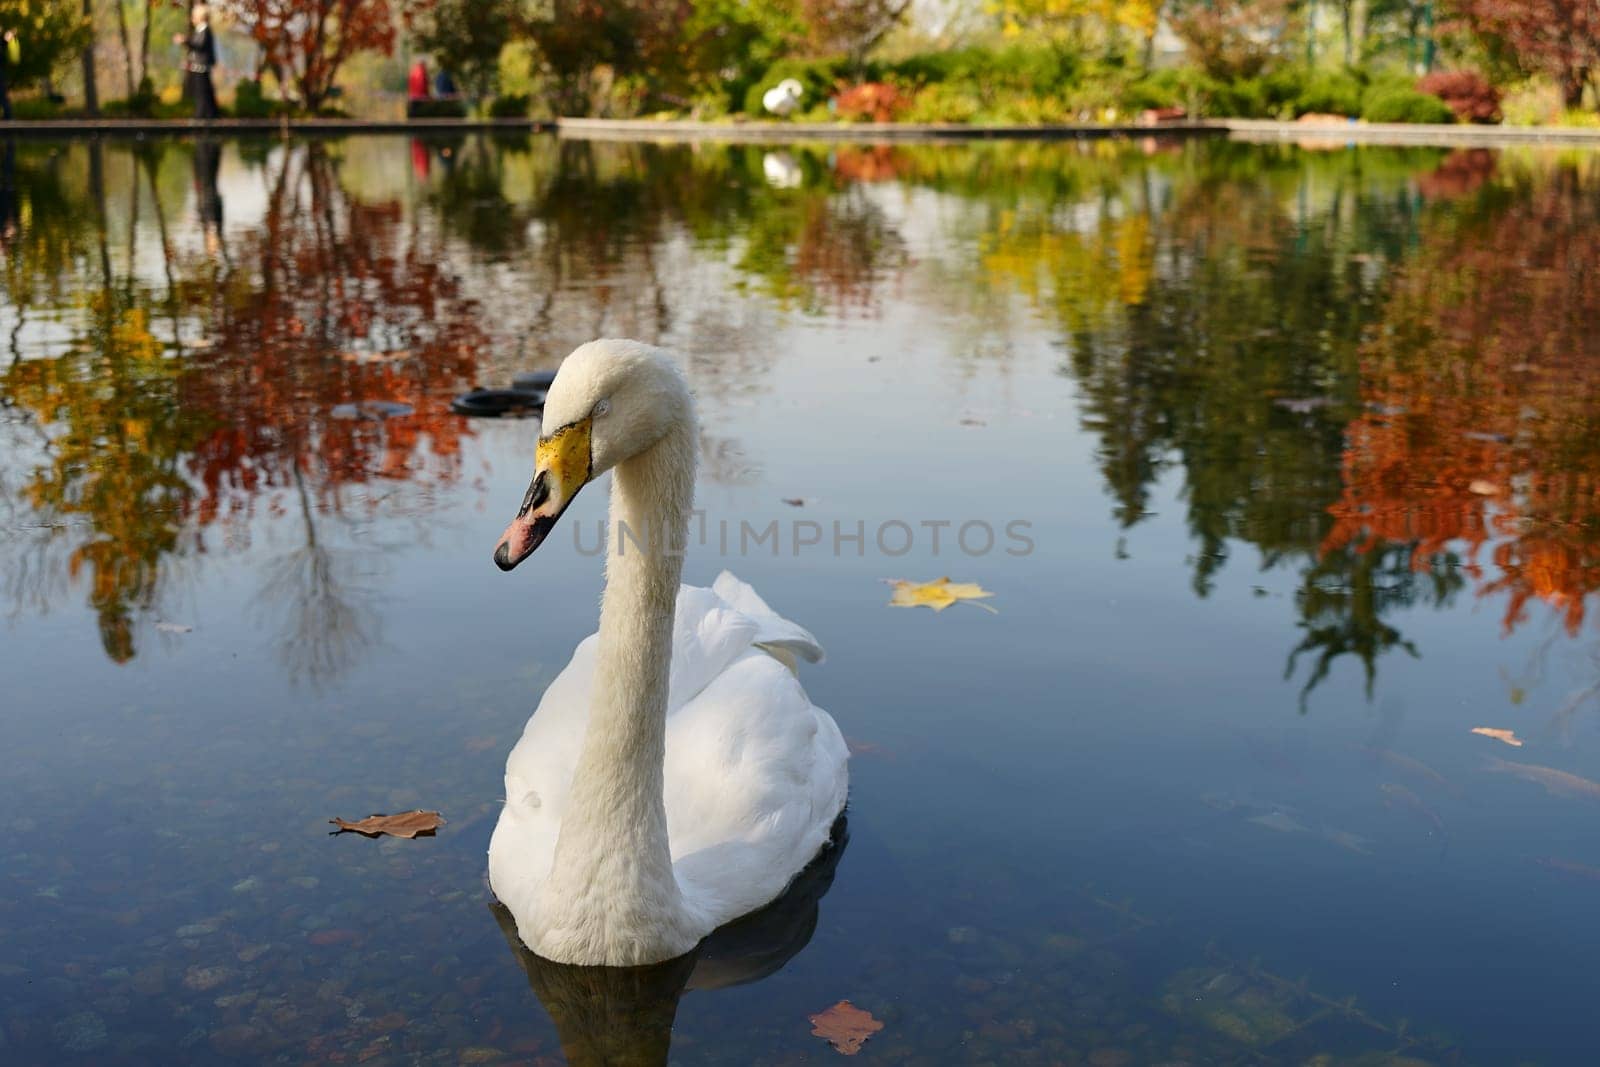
left=488, top=569, right=848, bottom=958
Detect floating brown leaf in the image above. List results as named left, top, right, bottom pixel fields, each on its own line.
left=809, top=1000, right=883, bottom=1056
left=329, top=810, right=444, bottom=839
left=1470, top=726, right=1524, bottom=747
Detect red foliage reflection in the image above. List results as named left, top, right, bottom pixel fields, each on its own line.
left=1325, top=160, right=1600, bottom=635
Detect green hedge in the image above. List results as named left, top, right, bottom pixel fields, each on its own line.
left=488, top=94, right=530, bottom=118
left=231, top=79, right=280, bottom=119
left=1361, top=85, right=1455, bottom=124
left=737, top=46, right=1464, bottom=125
left=409, top=98, right=468, bottom=119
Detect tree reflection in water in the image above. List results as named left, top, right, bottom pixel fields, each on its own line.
left=0, top=140, right=485, bottom=678
left=1, top=136, right=1598, bottom=709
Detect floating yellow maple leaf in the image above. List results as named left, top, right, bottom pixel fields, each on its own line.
left=884, top=577, right=997, bottom=613
left=1470, top=727, right=1524, bottom=747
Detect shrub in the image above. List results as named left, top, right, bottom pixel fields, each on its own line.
left=1294, top=66, right=1365, bottom=117
left=1123, top=70, right=1185, bottom=112
left=1211, top=76, right=1270, bottom=118
left=488, top=94, right=530, bottom=118
left=890, top=44, right=1078, bottom=94
left=833, top=82, right=909, bottom=123
left=409, top=98, right=469, bottom=119
left=121, top=76, right=159, bottom=117
left=1417, top=71, right=1501, bottom=124
left=232, top=78, right=277, bottom=119
left=902, top=82, right=982, bottom=123
left=1361, top=85, right=1455, bottom=124
left=13, top=96, right=65, bottom=120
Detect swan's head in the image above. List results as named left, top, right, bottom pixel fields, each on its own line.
left=494, top=340, right=691, bottom=572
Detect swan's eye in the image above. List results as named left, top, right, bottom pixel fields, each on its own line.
left=593, top=399, right=611, bottom=418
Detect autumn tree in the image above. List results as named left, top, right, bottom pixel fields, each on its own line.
left=988, top=0, right=1161, bottom=50
left=220, top=0, right=400, bottom=112
left=1453, top=0, right=1600, bottom=109
left=682, top=0, right=805, bottom=98
left=0, top=0, right=92, bottom=87
left=798, top=0, right=910, bottom=63
left=1171, top=0, right=1301, bottom=80
left=524, top=0, right=645, bottom=112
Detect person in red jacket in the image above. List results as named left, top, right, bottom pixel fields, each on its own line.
left=407, top=59, right=430, bottom=118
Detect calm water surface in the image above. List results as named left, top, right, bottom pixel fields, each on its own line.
left=2, top=134, right=1599, bottom=1065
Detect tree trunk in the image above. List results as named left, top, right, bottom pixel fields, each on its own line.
left=1562, top=68, right=1587, bottom=110
left=139, top=0, right=155, bottom=86
left=1341, top=0, right=1353, bottom=66
left=81, top=0, right=100, bottom=114
left=114, top=0, right=135, bottom=98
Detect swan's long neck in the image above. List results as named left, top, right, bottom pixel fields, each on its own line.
left=543, top=414, right=698, bottom=958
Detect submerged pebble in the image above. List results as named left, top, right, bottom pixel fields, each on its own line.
left=52, top=1011, right=108, bottom=1053
left=183, top=965, right=232, bottom=991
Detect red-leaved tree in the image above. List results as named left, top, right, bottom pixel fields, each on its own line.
left=221, top=0, right=403, bottom=112
left=1453, top=0, right=1600, bottom=110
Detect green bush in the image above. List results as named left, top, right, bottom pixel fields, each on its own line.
left=1122, top=70, right=1185, bottom=112
left=103, top=95, right=196, bottom=119
left=1293, top=67, right=1366, bottom=117
left=488, top=93, right=530, bottom=118
left=409, top=97, right=469, bottom=119
left=231, top=78, right=278, bottom=119
left=12, top=96, right=65, bottom=120
left=1361, top=85, right=1455, bottom=124
left=1211, top=76, right=1271, bottom=118
left=890, top=44, right=1079, bottom=94
left=902, top=82, right=983, bottom=123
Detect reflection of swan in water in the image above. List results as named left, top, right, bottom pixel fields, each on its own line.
left=762, top=151, right=803, bottom=189
left=491, top=816, right=849, bottom=1066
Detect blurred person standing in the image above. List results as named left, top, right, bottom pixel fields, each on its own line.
left=174, top=4, right=219, bottom=120
left=0, top=29, right=19, bottom=121
left=407, top=58, right=430, bottom=117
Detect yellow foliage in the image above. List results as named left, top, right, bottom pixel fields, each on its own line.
left=986, top=0, right=1160, bottom=38
left=884, top=577, right=998, bottom=613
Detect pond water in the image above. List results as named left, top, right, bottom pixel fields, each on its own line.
left=2, top=133, right=1598, bottom=1065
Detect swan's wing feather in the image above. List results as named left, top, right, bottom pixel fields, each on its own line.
left=664, top=650, right=848, bottom=927
left=666, top=585, right=761, bottom=712
left=711, top=570, right=825, bottom=664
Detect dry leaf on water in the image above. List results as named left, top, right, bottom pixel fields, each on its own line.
left=809, top=1000, right=883, bottom=1056
left=884, top=577, right=997, bottom=613
left=329, top=811, right=445, bottom=839
left=1471, top=727, right=1524, bottom=747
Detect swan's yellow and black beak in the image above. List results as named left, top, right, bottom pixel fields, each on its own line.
left=494, top=418, right=593, bottom=572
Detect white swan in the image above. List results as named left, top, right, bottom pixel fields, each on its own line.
left=762, top=77, right=805, bottom=117
left=488, top=339, right=849, bottom=967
